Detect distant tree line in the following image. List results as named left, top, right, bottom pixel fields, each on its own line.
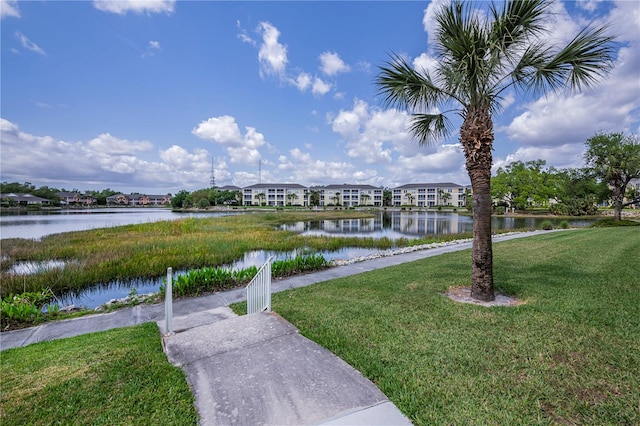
left=492, top=133, right=640, bottom=218
left=170, top=188, right=242, bottom=209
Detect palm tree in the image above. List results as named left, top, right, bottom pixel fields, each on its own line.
left=376, top=0, right=615, bottom=301
left=286, top=192, right=298, bottom=206
left=360, top=193, right=371, bottom=206
left=404, top=192, right=415, bottom=206
left=254, top=192, right=266, bottom=206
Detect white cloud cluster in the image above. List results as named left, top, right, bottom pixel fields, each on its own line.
left=276, top=148, right=382, bottom=186
left=93, top=0, right=175, bottom=15
left=331, top=99, right=416, bottom=163
left=0, top=118, right=210, bottom=192
left=1, top=0, right=19, bottom=19
left=192, top=116, right=266, bottom=166
left=243, top=21, right=352, bottom=97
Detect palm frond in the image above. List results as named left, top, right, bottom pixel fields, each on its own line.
left=532, top=24, right=616, bottom=93
left=409, top=113, right=454, bottom=145
left=375, top=54, right=454, bottom=110
left=489, top=0, right=550, bottom=52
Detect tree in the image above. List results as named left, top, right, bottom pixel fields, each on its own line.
left=308, top=190, right=321, bottom=207
left=584, top=132, right=640, bottom=221
left=491, top=160, right=557, bottom=210
left=254, top=192, right=266, bottom=206
left=360, top=193, right=371, bottom=206
left=383, top=188, right=392, bottom=206
left=404, top=192, right=415, bottom=206
left=286, top=192, right=298, bottom=206
left=376, top=0, right=615, bottom=301
left=171, top=190, right=189, bottom=209
left=438, top=189, right=452, bottom=206
left=550, top=168, right=607, bottom=216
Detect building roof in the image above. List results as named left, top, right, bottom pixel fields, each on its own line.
left=393, top=182, right=467, bottom=190
left=1, top=193, right=50, bottom=203
left=244, top=183, right=307, bottom=190
left=311, top=184, right=382, bottom=190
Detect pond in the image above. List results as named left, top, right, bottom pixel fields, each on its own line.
left=0, top=207, right=242, bottom=240
left=3, top=209, right=597, bottom=310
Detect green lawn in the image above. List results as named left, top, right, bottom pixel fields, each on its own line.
left=266, top=227, right=640, bottom=425
left=0, top=323, right=197, bottom=425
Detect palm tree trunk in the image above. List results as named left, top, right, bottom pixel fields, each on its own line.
left=461, top=107, right=495, bottom=302
left=613, top=179, right=623, bottom=221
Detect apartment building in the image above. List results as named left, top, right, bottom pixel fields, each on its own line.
left=310, top=184, right=383, bottom=207
left=243, top=183, right=307, bottom=207
left=392, top=183, right=471, bottom=208
left=56, top=191, right=97, bottom=205
left=106, top=194, right=172, bottom=206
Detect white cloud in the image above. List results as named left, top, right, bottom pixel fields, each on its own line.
left=0, top=118, right=210, bottom=191
left=87, top=133, right=154, bottom=155
left=192, top=116, right=267, bottom=166
left=577, top=0, right=605, bottom=13
left=493, top=144, right=585, bottom=173
left=422, top=0, right=450, bottom=41
left=277, top=148, right=382, bottom=186
left=257, top=22, right=288, bottom=78
left=192, top=115, right=243, bottom=144
left=236, top=20, right=256, bottom=46
left=93, top=0, right=175, bottom=15
left=412, top=53, right=439, bottom=77
left=293, top=72, right=312, bottom=91
left=141, top=40, right=162, bottom=58
left=1, top=0, right=19, bottom=19
left=331, top=99, right=414, bottom=163
left=319, top=51, right=350, bottom=76
left=15, top=31, right=46, bottom=56
left=312, top=77, right=331, bottom=95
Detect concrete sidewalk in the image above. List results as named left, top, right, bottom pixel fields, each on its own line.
left=161, top=308, right=411, bottom=425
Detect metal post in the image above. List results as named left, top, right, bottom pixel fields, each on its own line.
left=165, top=267, right=174, bottom=335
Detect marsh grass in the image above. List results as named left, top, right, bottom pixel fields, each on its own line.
left=233, top=227, right=640, bottom=425
left=0, top=323, right=197, bottom=425
left=0, top=211, right=474, bottom=298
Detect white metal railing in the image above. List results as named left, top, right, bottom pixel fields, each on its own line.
left=246, top=256, right=273, bottom=314
left=164, top=267, right=174, bottom=335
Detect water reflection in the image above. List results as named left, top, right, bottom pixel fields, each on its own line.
left=281, top=211, right=599, bottom=239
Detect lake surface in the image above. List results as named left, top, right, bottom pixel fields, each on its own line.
left=1, top=208, right=597, bottom=309
left=0, top=208, right=241, bottom=240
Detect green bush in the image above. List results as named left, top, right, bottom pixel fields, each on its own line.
left=540, top=220, right=554, bottom=230
left=0, top=289, right=56, bottom=328
left=160, top=254, right=329, bottom=298
left=559, top=221, right=570, bottom=229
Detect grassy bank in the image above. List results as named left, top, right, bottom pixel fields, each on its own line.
left=0, top=323, right=197, bottom=425
left=0, top=211, right=473, bottom=298
left=238, top=227, right=639, bottom=425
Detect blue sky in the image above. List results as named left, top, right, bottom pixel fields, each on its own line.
left=1, top=0, right=639, bottom=194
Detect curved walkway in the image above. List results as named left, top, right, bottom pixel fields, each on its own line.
left=0, top=230, right=552, bottom=425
